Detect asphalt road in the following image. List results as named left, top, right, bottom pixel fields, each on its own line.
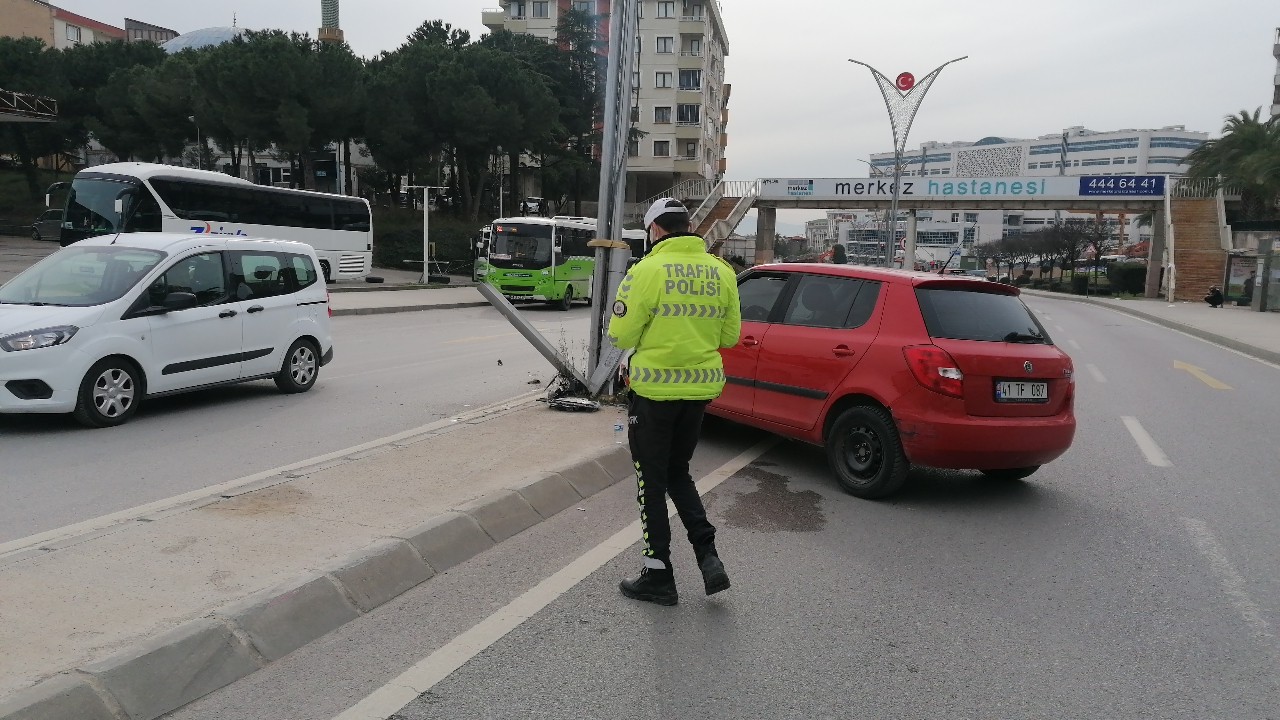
left=0, top=304, right=592, bottom=543
left=165, top=295, right=1280, bottom=720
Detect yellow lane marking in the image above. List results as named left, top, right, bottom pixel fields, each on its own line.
left=1173, top=361, right=1232, bottom=390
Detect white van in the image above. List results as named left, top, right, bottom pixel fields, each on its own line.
left=0, top=233, right=334, bottom=427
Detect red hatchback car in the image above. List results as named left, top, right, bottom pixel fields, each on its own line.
left=708, top=263, right=1076, bottom=498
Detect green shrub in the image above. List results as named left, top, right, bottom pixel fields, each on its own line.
left=1071, top=274, right=1090, bottom=295
left=372, top=211, right=480, bottom=269
left=1107, top=262, right=1147, bottom=295
left=1049, top=281, right=1063, bottom=292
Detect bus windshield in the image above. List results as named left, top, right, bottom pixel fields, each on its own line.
left=488, top=223, right=553, bottom=269
left=61, top=175, right=162, bottom=245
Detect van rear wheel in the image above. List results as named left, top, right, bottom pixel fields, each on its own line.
left=275, top=339, right=320, bottom=393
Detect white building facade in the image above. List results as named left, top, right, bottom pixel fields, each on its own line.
left=483, top=0, right=731, bottom=205
left=860, top=125, right=1208, bottom=263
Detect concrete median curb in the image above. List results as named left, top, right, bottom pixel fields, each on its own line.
left=0, top=445, right=636, bottom=720
left=330, top=301, right=491, bottom=317
left=1021, top=289, right=1280, bottom=366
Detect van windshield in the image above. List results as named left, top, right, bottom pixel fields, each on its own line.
left=0, top=246, right=166, bottom=307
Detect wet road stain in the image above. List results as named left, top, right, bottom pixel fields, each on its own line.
left=720, top=464, right=825, bottom=532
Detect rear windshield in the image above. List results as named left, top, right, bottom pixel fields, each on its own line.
left=915, top=288, right=1051, bottom=344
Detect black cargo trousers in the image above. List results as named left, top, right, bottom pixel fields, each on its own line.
left=627, top=393, right=716, bottom=569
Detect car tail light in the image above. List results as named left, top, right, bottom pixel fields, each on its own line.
left=327, top=290, right=332, bottom=317
left=903, top=345, right=964, bottom=399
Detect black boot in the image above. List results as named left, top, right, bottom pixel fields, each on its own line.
left=698, top=552, right=730, bottom=596
left=620, top=567, right=678, bottom=606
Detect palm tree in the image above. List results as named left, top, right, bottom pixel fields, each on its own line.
left=1186, top=108, right=1280, bottom=220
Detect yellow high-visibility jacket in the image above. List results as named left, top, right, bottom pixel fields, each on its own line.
left=607, top=234, right=742, bottom=400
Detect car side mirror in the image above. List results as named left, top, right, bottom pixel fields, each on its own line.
left=161, top=292, right=199, bottom=311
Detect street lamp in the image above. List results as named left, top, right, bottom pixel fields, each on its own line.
left=848, top=56, right=966, bottom=268
left=407, top=185, right=448, bottom=284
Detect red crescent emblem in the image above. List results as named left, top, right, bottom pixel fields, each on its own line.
left=204, top=221, right=212, bottom=234
left=895, top=72, right=915, bottom=91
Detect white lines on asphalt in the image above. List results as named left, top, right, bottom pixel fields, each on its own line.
left=0, top=391, right=545, bottom=561
left=1053, top=324, right=1065, bottom=333
left=330, top=438, right=779, bottom=720
left=1121, top=416, right=1172, bottom=467
left=1068, top=339, right=1082, bottom=350
left=1182, top=518, right=1273, bottom=639
left=1086, top=363, right=1107, bottom=383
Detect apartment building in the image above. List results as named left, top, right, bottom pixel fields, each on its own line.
left=1272, top=27, right=1279, bottom=119
left=1, top=0, right=130, bottom=47
left=482, top=0, right=731, bottom=204
left=125, top=18, right=179, bottom=45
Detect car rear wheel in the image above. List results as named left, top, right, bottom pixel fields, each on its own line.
left=275, top=339, right=320, bottom=393
left=979, top=466, right=1040, bottom=481
left=73, top=358, right=143, bottom=428
left=826, top=405, right=909, bottom=499
left=31, top=228, right=41, bottom=242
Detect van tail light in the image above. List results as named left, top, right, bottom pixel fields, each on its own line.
left=327, top=290, right=332, bottom=317
left=903, top=345, right=964, bottom=399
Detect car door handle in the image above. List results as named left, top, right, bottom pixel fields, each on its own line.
left=247, top=305, right=265, bottom=314
left=832, top=345, right=856, bottom=357
left=219, top=309, right=237, bottom=318
left=741, top=336, right=759, bottom=348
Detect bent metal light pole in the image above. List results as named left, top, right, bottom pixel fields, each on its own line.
left=848, top=56, right=966, bottom=267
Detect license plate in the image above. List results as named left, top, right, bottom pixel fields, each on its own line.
left=995, top=381, right=1048, bottom=402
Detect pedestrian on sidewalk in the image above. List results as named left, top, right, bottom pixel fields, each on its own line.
left=607, top=198, right=742, bottom=606
left=1204, top=286, right=1224, bottom=308
left=1239, top=271, right=1256, bottom=306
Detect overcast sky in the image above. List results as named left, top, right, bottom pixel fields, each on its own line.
left=53, top=0, right=1280, bottom=231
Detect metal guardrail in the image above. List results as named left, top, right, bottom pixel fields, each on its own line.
left=1171, top=177, right=1244, bottom=199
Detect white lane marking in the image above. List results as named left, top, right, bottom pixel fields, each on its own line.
left=1068, top=339, right=1082, bottom=350
left=1086, top=363, right=1107, bottom=383
left=1053, top=324, right=1065, bottom=333
left=1121, top=416, right=1172, bottom=467
left=331, top=438, right=779, bottom=720
left=1182, top=518, right=1273, bottom=639
left=0, top=391, right=545, bottom=560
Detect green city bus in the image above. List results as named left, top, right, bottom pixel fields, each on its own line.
left=479, top=216, right=645, bottom=310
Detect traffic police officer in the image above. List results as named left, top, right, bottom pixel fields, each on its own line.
left=608, top=198, right=742, bottom=605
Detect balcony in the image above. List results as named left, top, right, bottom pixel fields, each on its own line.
left=722, top=83, right=731, bottom=102
left=675, top=122, right=702, bottom=139
left=482, top=8, right=507, bottom=30
left=674, top=156, right=701, bottom=174
left=718, top=157, right=727, bottom=174
left=678, top=52, right=704, bottom=70
left=676, top=89, right=703, bottom=104
left=679, top=15, right=705, bottom=35
left=719, top=132, right=728, bottom=149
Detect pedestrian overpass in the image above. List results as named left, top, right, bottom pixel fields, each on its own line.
left=675, top=175, right=1235, bottom=303
left=0, top=89, right=57, bottom=123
